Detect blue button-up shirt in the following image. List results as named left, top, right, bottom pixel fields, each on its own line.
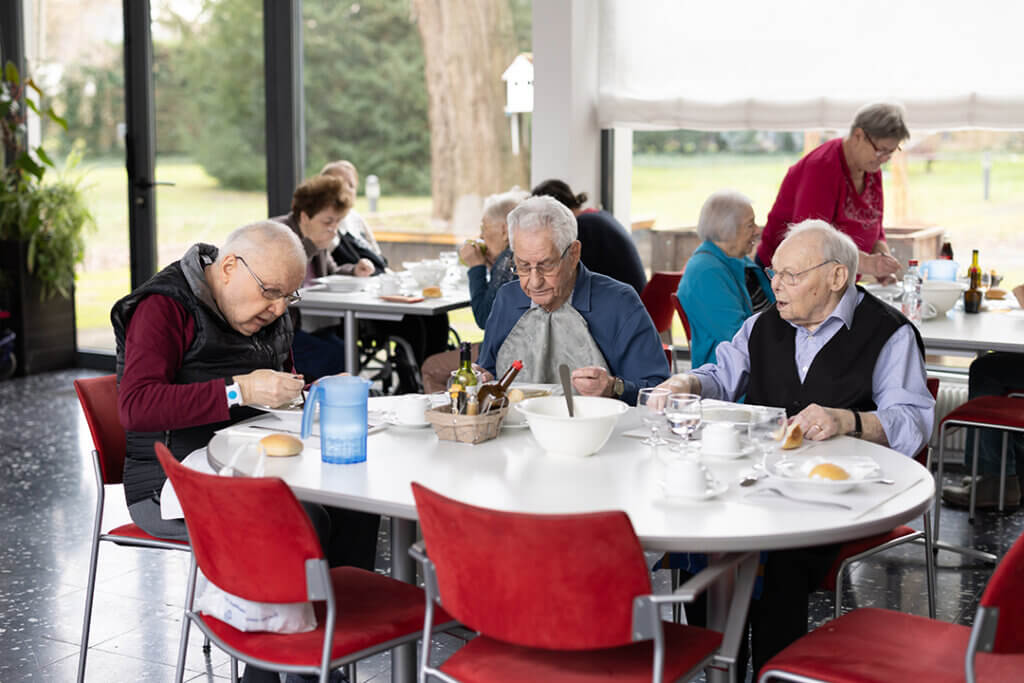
left=691, top=285, right=934, bottom=457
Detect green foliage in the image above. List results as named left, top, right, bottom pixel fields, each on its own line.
left=1, top=61, right=94, bottom=301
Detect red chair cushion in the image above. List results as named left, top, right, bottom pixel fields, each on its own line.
left=440, top=621, right=721, bottom=683
left=199, top=566, right=451, bottom=667
left=105, top=523, right=190, bottom=546
left=760, top=607, right=1022, bottom=682
left=941, top=396, right=1024, bottom=430
left=819, top=526, right=919, bottom=591
left=979, top=524, right=1024, bottom=653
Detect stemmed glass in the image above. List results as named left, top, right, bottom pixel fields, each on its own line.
left=637, top=388, right=671, bottom=447
left=748, top=406, right=789, bottom=468
left=665, top=393, right=702, bottom=452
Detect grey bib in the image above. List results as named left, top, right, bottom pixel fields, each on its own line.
left=496, top=304, right=608, bottom=383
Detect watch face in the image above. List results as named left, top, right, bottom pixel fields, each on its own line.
left=613, top=377, right=625, bottom=396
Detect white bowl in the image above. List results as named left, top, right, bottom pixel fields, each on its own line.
left=515, top=396, right=628, bottom=457
left=407, top=260, right=446, bottom=288
left=920, top=280, right=967, bottom=315
left=314, top=275, right=364, bottom=293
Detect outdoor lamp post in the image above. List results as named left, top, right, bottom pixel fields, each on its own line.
left=366, top=174, right=380, bottom=213
left=501, top=53, right=533, bottom=156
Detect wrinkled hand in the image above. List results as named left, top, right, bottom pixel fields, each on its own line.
left=459, top=241, right=486, bottom=267
left=875, top=273, right=898, bottom=286
left=657, top=373, right=700, bottom=395
left=1013, top=284, right=1024, bottom=308
left=864, top=252, right=901, bottom=279
left=791, top=403, right=846, bottom=441
left=572, top=366, right=614, bottom=397
left=234, top=369, right=305, bottom=408
left=353, top=258, right=375, bottom=277
left=472, top=363, right=494, bottom=383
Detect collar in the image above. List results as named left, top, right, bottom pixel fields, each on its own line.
left=809, top=284, right=860, bottom=332
left=181, top=243, right=229, bottom=325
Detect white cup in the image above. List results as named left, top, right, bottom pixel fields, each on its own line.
left=662, top=456, right=708, bottom=497
left=377, top=275, right=400, bottom=296
left=702, top=422, right=741, bottom=454
left=395, top=395, right=431, bottom=425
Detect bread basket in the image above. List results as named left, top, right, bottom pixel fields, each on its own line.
left=425, top=405, right=507, bottom=444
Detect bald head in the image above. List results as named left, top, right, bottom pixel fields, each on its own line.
left=219, top=221, right=306, bottom=280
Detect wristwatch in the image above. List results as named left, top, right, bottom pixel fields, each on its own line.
left=850, top=411, right=863, bottom=439
left=611, top=376, right=625, bottom=398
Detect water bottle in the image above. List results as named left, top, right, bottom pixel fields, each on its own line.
left=301, top=376, right=371, bottom=464
left=902, top=259, right=922, bottom=324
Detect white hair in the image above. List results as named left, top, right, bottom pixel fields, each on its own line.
left=507, top=195, right=578, bottom=253
left=482, top=187, right=530, bottom=223
left=220, top=220, right=306, bottom=270
left=696, top=190, right=753, bottom=242
left=780, top=219, right=859, bottom=288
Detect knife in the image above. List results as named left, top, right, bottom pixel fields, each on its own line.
left=558, top=364, right=574, bottom=417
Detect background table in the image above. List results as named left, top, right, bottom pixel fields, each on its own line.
left=918, top=303, right=1024, bottom=355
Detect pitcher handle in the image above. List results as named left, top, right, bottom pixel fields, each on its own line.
left=301, top=382, right=322, bottom=439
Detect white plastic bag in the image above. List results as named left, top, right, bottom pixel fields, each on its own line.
left=193, top=569, right=317, bottom=633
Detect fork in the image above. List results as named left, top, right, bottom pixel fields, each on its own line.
left=749, top=487, right=852, bottom=510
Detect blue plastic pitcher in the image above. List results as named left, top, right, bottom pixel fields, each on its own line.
left=301, top=376, right=371, bottom=464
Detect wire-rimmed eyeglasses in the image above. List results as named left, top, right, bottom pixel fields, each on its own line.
left=237, top=256, right=302, bottom=304
left=511, top=244, right=571, bottom=278
left=765, top=259, right=840, bottom=286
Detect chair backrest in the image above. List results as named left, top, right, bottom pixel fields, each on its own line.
left=670, top=292, right=693, bottom=344
left=411, top=482, right=652, bottom=650
left=154, top=442, right=324, bottom=603
left=977, top=530, right=1024, bottom=653
left=914, top=377, right=941, bottom=466
left=73, top=375, right=127, bottom=485
left=640, top=271, right=683, bottom=334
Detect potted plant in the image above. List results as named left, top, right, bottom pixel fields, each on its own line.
left=0, top=60, right=94, bottom=375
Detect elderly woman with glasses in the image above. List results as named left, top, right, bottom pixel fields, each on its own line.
left=677, top=190, right=775, bottom=367
left=477, top=196, right=668, bottom=404
left=757, top=102, right=909, bottom=285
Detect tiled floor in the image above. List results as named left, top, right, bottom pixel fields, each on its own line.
left=1, top=369, right=1021, bottom=682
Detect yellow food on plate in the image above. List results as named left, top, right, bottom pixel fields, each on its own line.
left=781, top=422, right=803, bottom=450
left=507, top=388, right=525, bottom=403
left=985, top=288, right=1006, bottom=300
left=259, top=433, right=304, bottom=457
left=507, top=388, right=551, bottom=403
left=808, top=463, right=850, bottom=481
left=422, top=286, right=442, bottom=298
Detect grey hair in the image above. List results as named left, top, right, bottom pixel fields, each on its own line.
left=507, top=195, right=578, bottom=253
left=482, top=187, right=530, bottom=223
left=697, top=190, right=753, bottom=242
left=220, top=220, right=307, bottom=270
left=850, top=102, right=910, bottom=142
left=780, top=219, right=859, bottom=288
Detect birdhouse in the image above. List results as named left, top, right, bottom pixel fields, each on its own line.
left=502, top=53, right=534, bottom=114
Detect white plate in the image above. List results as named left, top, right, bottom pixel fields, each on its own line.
left=863, top=283, right=902, bottom=298
left=252, top=400, right=305, bottom=419
left=767, top=455, right=882, bottom=494
left=313, top=275, right=365, bottom=293
left=657, top=479, right=729, bottom=503
left=386, top=416, right=431, bottom=428
left=697, top=440, right=758, bottom=461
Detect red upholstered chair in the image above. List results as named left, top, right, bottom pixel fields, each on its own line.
left=409, top=482, right=743, bottom=683
left=758, top=528, right=1024, bottom=683
left=640, top=271, right=683, bottom=371
left=821, top=376, right=940, bottom=619
left=155, top=443, right=453, bottom=683
left=670, top=292, right=693, bottom=346
left=933, top=394, right=1024, bottom=564
left=73, top=375, right=195, bottom=683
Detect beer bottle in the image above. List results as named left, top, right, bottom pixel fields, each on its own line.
left=964, top=249, right=982, bottom=314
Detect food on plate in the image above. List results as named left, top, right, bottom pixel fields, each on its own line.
left=422, top=286, right=442, bottom=298
left=507, top=387, right=551, bottom=403
left=808, top=462, right=850, bottom=481
left=985, top=287, right=1006, bottom=300
left=259, top=433, right=304, bottom=457
left=780, top=422, right=803, bottom=450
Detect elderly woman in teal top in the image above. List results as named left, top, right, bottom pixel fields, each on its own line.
left=678, top=190, right=775, bottom=366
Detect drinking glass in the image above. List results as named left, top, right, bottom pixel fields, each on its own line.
left=637, top=388, right=670, bottom=447
left=748, top=406, right=788, bottom=465
left=665, top=393, right=702, bottom=452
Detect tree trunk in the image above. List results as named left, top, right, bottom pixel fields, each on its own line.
left=412, top=0, right=529, bottom=224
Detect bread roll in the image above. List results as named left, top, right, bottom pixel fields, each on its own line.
left=809, top=463, right=850, bottom=480
left=259, top=433, right=304, bottom=457
left=422, top=286, right=442, bottom=298
left=986, top=288, right=1006, bottom=300
left=781, top=422, right=803, bottom=450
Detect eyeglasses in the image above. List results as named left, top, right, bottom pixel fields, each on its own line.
left=236, top=256, right=302, bottom=304
left=863, top=131, right=901, bottom=159
left=511, top=244, right=571, bottom=278
left=765, top=259, right=840, bottom=286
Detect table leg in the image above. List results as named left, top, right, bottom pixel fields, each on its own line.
left=390, top=517, right=417, bottom=683
left=344, top=310, right=358, bottom=376
left=706, top=552, right=758, bottom=683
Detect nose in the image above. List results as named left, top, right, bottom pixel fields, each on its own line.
left=269, top=298, right=289, bottom=317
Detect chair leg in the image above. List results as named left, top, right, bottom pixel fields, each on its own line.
left=998, top=432, right=1009, bottom=512
left=968, top=436, right=981, bottom=523
left=230, top=657, right=239, bottom=682
left=923, top=510, right=936, bottom=619
left=933, top=431, right=946, bottom=551
left=76, top=531, right=103, bottom=683
left=346, top=662, right=357, bottom=682
left=670, top=568, right=681, bottom=623
left=174, top=559, right=199, bottom=683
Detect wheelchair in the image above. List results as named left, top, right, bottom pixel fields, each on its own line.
left=354, top=319, right=460, bottom=396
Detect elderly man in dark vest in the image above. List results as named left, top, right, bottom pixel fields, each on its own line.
left=659, top=219, right=935, bottom=679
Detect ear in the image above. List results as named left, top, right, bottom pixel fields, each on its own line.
left=829, top=263, right=849, bottom=292
left=219, top=253, right=237, bottom=284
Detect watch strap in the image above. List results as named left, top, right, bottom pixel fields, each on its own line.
left=226, top=381, right=244, bottom=408
left=851, top=410, right=862, bottom=438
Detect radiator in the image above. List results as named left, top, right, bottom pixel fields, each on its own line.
left=931, top=381, right=970, bottom=462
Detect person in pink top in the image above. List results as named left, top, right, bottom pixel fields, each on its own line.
left=757, top=102, right=909, bottom=285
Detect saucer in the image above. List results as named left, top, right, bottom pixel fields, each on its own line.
left=657, top=479, right=728, bottom=503
left=388, top=417, right=431, bottom=429
left=698, top=440, right=757, bottom=461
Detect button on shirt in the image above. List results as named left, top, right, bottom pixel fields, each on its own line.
left=691, top=285, right=934, bottom=457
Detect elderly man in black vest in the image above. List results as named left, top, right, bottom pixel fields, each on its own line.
left=659, top=219, right=934, bottom=679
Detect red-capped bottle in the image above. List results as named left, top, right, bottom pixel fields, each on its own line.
left=477, top=360, right=524, bottom=413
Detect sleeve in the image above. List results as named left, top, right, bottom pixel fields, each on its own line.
left=690, top=314, right=759, bottom=401
left=869, top=325, right=935, bottom=457
left=608, top=303, right=670, bottom=405
left=466, top=265, right=492, bottom=329
left=679, top=264, right=750, bottom=363
left=117, top=295, right=232, bottom=432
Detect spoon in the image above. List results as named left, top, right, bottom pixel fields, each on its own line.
left=739, top=470, right=768, bottom=487
left=558, top=364, right=574, bottom=417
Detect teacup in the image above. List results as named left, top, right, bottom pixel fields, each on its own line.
left=662, top=456, right=709, bottom=497
left=702, top=422, right=741, bottom=454
left=394, top=394, right=431, bottom=425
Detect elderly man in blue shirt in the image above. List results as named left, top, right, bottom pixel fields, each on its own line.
left=660, top=218, right=934, bottom=679
left=478, top=195, right=668, bottom=404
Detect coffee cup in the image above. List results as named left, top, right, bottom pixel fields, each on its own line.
left=662, top=456, right=708, bottom=497
left=377, top=274, right=400, bottom=296
left=395, top=394, right=431, bottom=425
left=702, top=422, right=741, bottom=454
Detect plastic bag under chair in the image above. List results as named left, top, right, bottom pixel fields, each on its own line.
left=193, top=568, right=317, bottom=634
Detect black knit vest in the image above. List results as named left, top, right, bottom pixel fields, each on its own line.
left=746, top=286, right=924, bottom=417
left=111, top=245, right=293, bottom=505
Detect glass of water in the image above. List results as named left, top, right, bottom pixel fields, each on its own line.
left=665, top=393, right=702, bottom=451
left=748, top=406, right=788, bottom=464
left=637, top=387, right=671, bottom=447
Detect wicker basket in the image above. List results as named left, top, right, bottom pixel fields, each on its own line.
left=425, top=405, right=507, bottom=444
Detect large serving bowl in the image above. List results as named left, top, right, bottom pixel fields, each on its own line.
left=515, top=396, right=629, bottom=457
left=406, top=260, right=446, bottom=288
left=921, top=280, right=967, bottom=316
